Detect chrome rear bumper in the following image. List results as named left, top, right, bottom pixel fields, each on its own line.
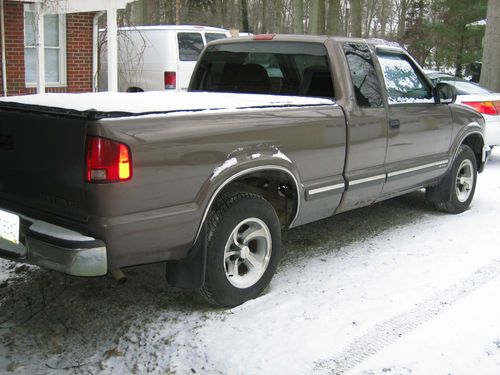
left=0, top=214, right=107, bottom=277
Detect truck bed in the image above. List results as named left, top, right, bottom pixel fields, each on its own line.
left=0, top=91, right=342, bottom=270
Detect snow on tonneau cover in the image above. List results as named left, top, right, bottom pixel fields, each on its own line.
left=0, top=91, right=334, bottom=223
left=0, top=91, right=335, bottom=118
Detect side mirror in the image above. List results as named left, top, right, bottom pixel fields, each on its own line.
left=434, top=82, right=457, bottom=104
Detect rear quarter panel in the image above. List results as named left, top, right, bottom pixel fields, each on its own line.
left=87, top=105, right=346, bottom=267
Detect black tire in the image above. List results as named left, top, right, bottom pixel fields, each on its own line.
left=200, top=193, right=281, bottom=307
left=427, top=144, right=477, bottom=214
left=126, top=86, right=144, bottom=92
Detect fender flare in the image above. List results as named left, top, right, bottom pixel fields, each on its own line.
left=166, top=157, right=302, bottom=289
left=194, top=160, right=303, bottom=242
left=451, top=125, right=486, bottom=170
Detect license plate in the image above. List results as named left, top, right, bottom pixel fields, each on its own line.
left=0, top=209, right=19, bottom=244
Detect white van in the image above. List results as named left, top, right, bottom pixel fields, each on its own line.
left=99, top=25, right=230, bottom=92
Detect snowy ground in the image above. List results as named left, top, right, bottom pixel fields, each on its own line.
left=1, top=150, right=500, bottom=375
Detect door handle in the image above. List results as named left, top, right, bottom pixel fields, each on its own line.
left=389, top=119, right=400, bottom=129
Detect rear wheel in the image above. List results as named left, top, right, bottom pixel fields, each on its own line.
left=200, top=193, right=281, bottom=307
left=427, top=144, right=477, bottom=213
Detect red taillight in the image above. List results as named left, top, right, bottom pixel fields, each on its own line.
left=86, top=136, right=132, bottom=183
left=164, top=71, right=176, bottom=89
left=462, top=101, right=499, bottom=116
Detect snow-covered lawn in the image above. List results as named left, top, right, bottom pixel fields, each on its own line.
left=1, top=150, right=500, bottom=375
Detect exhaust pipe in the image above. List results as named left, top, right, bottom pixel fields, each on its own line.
left=110, top=268, right=126, bottom=284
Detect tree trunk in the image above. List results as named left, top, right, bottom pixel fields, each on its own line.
left=310, top=0, right=321, bottom=34
left=480, top=0, right=500, bottom=91
left=144, top=0, right=158, bottom=24
left=273, top=0, right=283, bottom=32
left=364, top=0, right=377, bottom=37
left=351, top=0, right=362, bottom=37
left=262, top=0, right=268, bottom=32
left=326, top=0, right=342, bottom=35
left=379, top=0, right=389, bottom=37
left=218, top=0, right=226, bottom=27
left=175, top=0, right=181, bottom=25
left=398, top=0, right=408, bottom=38
left=130, top=0, right=145, bottom=25
left=241, top=0, right=249, bottom=32
left=293, top=0, right=305, bottom=33
left=319, top=0, right=326, bottom=34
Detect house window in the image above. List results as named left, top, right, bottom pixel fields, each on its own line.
left=24, top=8, right=66, bottom=86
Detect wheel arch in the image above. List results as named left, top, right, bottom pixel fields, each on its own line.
left=194, top=160, right=303, bottom=242
left=456, top=129, right=486, bottom=172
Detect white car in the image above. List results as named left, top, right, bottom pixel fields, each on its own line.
left=426, top=71, right=500, bottom=147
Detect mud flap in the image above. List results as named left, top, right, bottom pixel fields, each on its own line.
left=165, top=226, right=206, bottom=289
left=425, top=167, right=453, bottom=203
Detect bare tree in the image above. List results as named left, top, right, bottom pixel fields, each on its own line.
left=480, top=0, right=500, bottom=91
left=364, top=0, right=379, bottom=37
left=396, top=0, right=413, bottom=38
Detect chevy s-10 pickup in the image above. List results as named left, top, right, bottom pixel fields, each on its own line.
left=0, top=35, right=490, bottom=307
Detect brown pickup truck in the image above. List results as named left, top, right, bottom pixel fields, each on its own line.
left=0, top=35, right=490, bottom=307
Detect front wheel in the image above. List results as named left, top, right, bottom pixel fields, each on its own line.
left=200, top=193, right=281, bottom=307
left=427, top=144, right=477, bottom=214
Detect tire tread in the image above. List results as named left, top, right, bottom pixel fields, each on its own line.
left=199, top=192, right=275, bottom=306
left=431, top=144, right=477, bottom=214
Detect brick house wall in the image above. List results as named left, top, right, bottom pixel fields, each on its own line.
left=1, top=2, right=25, bottom=96
left=0, top=1, right=95, bottom=96
left=66, top=12, right=94, bottom=93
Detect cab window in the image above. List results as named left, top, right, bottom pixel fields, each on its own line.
left=191, top=42, right=334, bottom=98
left=376, top=51, right=433, bottom=104
left=343, top=43, right=383, bottom=107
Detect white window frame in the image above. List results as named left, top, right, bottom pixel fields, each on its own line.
left=24, top=5, right=67, bottom=87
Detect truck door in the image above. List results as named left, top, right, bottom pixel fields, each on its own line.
left=375, top=48, right=452, bottom=196
left=335, top=42, right=388, bottom=213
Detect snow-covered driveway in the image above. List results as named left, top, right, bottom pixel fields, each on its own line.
left=1, top=150, right=500, bottom=375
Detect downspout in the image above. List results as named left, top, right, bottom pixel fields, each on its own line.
left=35, top=2, right=45, bottom=94
left=92, top=11, right=105, bottom=92
left=1, top=0, right=7, bottom=96
left=106, top=5, right=118, bottom=92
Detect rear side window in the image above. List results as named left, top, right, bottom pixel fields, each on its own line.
left=178, top=32, right=204, bottom=61
left=205, top=33, right=228, bottom=43
left=191, top=42, right=334, bottom=98
left=343, top=43, right=383, bottom=107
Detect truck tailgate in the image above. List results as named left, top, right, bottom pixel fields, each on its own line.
left=0, top=108, right=88, bottom=222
